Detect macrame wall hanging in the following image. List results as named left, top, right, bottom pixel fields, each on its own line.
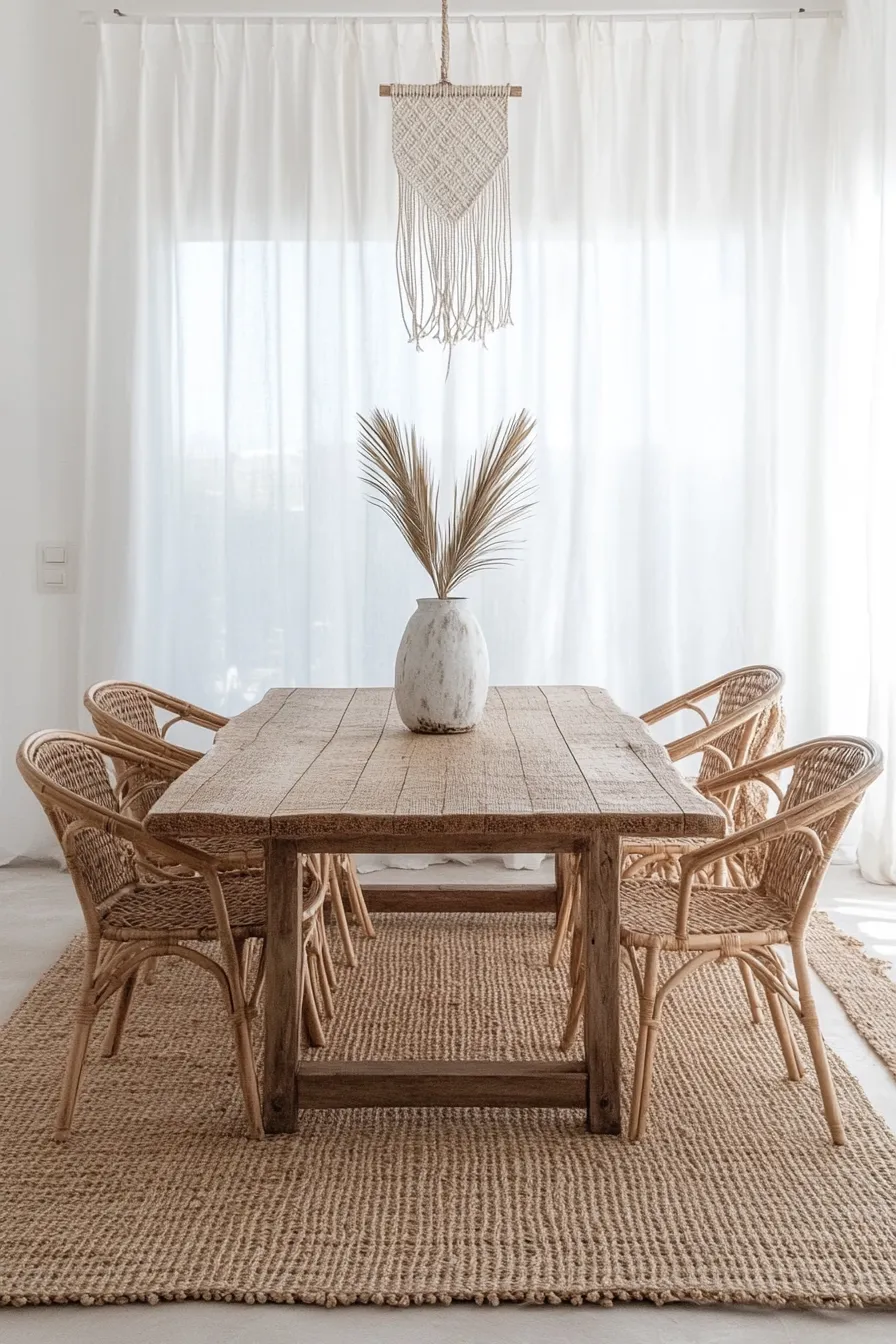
left=380, top=0, right=522, bottom=349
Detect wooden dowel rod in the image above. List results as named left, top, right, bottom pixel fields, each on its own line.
left=380, top=84, right=522, bottom=96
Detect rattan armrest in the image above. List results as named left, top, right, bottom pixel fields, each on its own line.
left=694, top=741, right=820, bottom=800
left=641, top=665, right=784, bottom=764
left=674, top=739, right=883, bottom=938
left=19, top=732, right=218, bottom=877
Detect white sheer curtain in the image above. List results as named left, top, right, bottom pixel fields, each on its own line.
left=82, top=14, right=881, bottom=868
left=847, top=0, right=896, bottom=882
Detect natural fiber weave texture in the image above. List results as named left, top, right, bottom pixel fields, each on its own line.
left=810, top=910, right=896, bottom=1078
left=99, top=871, right=267, bottom=942
left=620, top=877, right=792, bottom=943
left=1, top=911, right=895, bottom=1309
left=390, top=86, right=512, bottom=346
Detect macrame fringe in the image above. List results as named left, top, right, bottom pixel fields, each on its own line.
left=396, top=158, right=513, bottom=347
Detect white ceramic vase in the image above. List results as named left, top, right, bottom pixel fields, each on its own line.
left=394, top=597, right=489, bottom=734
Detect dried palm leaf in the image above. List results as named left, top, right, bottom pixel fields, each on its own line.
left=438, top=410, right=536, bottom=597
left=358, top=409, right=536, bottom=599
left=358, top=410, right=441, bottom=594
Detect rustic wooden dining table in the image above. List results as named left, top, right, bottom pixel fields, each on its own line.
left=146, top=685, right=724, bottom=1136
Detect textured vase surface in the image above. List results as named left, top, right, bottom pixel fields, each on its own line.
left=394, top=598, right=489, bottom=734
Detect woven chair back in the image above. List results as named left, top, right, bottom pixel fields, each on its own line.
left=88, top=682, right=161, bottom=740
left=696, top=665, right=784, bottom=787
left=763, top=738, right=881, bottom=914
left=21, top=735, right=138, bottom=909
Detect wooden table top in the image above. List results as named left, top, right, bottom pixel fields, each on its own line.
left=145, top=686, right=725, bottom=846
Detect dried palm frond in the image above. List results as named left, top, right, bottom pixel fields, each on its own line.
left=358, top=409, right=536, bottom=599
left=358, top=410, right=442, bottom=594
left=437, top=411, right=536, bottom=597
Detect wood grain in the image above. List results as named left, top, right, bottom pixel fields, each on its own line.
left=361, top=884, right=558, bottom=913
left=297, top=1060, right=587, bottom=1109
left=584, top=831, right=621, bottom=1134
left=263, top=840, right=301, bottom=1133
left=146, top=686, right=724, bottom=844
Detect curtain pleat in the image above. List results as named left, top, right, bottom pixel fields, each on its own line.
left=846, top=1, right=896, bottom=882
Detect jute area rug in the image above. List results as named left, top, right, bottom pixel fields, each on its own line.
left=810, top=911, right=896, bottom=1078
left=2, top=911, right=896, bottom=1310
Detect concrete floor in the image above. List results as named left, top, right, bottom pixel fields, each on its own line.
left=1, top=859, right=895, bottom=1343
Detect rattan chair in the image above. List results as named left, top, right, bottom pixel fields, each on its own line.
left=302, top=852, right=339, bottom=1047
left=641, top=664, right=785, bottom=783
left=561, top=736, right=882, bottom=1144
left=84, top=680, right=220, bottom=768
left=107, top=737, right=352, bottom=1016
left=17, top=731, right=331, bottom=1140
left=84, top=680, right=375, bottom=963
left=549, top=665, right=785, bottom=970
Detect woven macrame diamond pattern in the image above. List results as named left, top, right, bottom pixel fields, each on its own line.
left=393, top=93, right=509, bottom=222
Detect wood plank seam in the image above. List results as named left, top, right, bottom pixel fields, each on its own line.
left=266, top=688, right=363, bottom=823
left=391, top=714, right=447, bottom=817
left=337, top=693, right=409, bottom=816
left=537, top=686, right=608, bottom=814
left=494, top=687, right=535, bottom=816
left=161, top=690, right=293, bottom=814
left=628, top=742, right=685, bottom=816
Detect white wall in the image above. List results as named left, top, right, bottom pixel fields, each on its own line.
left=0, top=2, right=94, bottom=861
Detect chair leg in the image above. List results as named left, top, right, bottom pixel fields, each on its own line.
left=230, top=1011, right=264, bottom=1140
left=327, top=866, right=358, bottom=967
left=54, top=941, right=101, bottom=1142
left=791, top=938, right=845, bottom=1145
left=313, top=929, right=335, bottom=1019
left=764, top=982, right=804, bottom=1082
left=550, top=860, right=577, bottom=967
left=625, top=945, right=644, bottom=997
left=561, top=959, right=585, bottom=1051
left=318, top=916, right=337, bottom=993
left=234, top=937, right=250, bottom=989
left=560, top=907, right=586, bottom=1050
left=100, top=971, right=137, bottom=1058
left=303, top=950, right=327, bottom=1048
left=141, top=956, right=158, bottom=986
left=761, top=948, right=804, bottom=1079
left=553, top=860, right=574, bottom=967
left=628, top=947, right=661, bottom=1142
left=630, top=950, right=722, bottom=1141
left=738, top=959, right=764, bottom=1025
left=343, top=856, right=375, bottom=938
left=248, top=940, right=267, bottom=1016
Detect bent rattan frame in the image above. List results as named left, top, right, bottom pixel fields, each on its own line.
left=84, top=679, right=224, bottom=770
left=84, top=679, right=375, bottom=961
left=16, top=730, right=323, bottom=1141
left=77, top=710, right=339, bottom=1034
left=561, top=735, right=883, bottom=1144
left=550, top=665, right=785, bottom=969
left=641, top=664, right=785, bottom=784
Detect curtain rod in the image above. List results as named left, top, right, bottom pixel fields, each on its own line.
left=80, top=8, right=841, bottom=22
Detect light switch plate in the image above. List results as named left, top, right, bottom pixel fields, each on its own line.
left=36, top=542, right=75, bottom=594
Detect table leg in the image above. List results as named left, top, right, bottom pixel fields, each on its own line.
left=584, top=831, right=621, bottom=1134
left=263, top=839, right=301, bottom=1133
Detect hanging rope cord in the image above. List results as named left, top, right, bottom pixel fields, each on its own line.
left=390, top=0, right=513, bottom=349
left=440, top=0, right=451, bottom=84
